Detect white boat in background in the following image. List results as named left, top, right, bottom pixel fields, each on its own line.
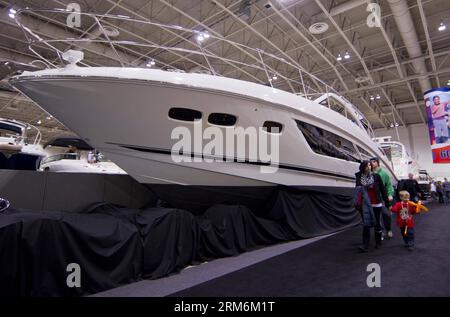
left=0, top=118, right=45, bottom=170
left=417, top=169, right=432, bottom=200
left=9, top=9, right=397, bottom=211
left=39, top=136, right=126, bottom=174
left=373, top=136, right=420, bottom=179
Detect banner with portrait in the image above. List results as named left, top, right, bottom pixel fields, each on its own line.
left=424, top=88, right=450, bottom=163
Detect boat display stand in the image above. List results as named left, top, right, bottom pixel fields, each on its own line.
left=0, top=170, right=359, bottom=296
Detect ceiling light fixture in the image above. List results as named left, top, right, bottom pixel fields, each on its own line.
left=370, top=96, right=375, bottom=101
left=8, top=8, right=16, bottom=19
left=196, top=31, right=210, bottom=43
left=344, top=51, right=350, bottom=59
left=439, top=21, right=446, bottom=32
left=197, top=34, right=204, bottom=42
left=336, top=54, right=342, bottom=61
left=37, top=120, right=42, bottom=125
left=376, top=94, right=381, bottom=100
left=146, top=59, right=156, bottom=67
left=272, top=75, right=278, bottom=80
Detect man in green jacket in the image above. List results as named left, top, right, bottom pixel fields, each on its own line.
left=370, top=157, right=394, bottom=238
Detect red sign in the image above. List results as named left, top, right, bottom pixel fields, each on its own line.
left=432, top=145, right=450, bottom=163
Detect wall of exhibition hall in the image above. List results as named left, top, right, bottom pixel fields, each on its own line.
left=374, top=123, right=450, bottom=179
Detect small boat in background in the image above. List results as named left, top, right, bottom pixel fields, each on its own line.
left=0, top=118, right=45, bottom=170
left=373, top=136, right=420, bottom=180
left=40, top=135, right=126, bottom=174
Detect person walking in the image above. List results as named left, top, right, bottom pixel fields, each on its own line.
left=400, top=173, right=422, bottom=202
left=430, top=181, right=437, bottom=201
left=370, top=157, right=394, bottom=238
left=444, top=178, right=450, bottom=205
left=437, top=181, right=445, bottom=204
left=390, top=191, right=429, bottom=251
left=354, top=160, right=389, bottom=253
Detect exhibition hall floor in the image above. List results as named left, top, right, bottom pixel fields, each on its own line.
left=96, top=202, right=450, bottom=297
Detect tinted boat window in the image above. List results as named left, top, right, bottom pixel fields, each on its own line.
left=168, top=108, right=202, bottom=121
left=208, top=113, right=237, bottom=126
left=357, top=145, right=373, bottom=160
left=296, top=120, right=359, bottom=162
left=319, top=97, right=346, bottom=118
left=0, top=122, right=22, bottom=135
left=263, top=121, right=283, bottom=133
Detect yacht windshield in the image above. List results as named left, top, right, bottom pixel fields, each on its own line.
left=382, top=144, right=402, bottom=160
left=319, top=97, right=347, bottom=117
left=0, top=122, right=22, bottom=138
left=42, top=153, right=79, bottom=165
left=316, top=94, right=373, bottom=136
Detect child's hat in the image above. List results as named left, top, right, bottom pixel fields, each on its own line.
left=399, top=190, right=410, bottom=199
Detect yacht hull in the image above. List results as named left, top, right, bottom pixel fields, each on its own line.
left=10, top=71, right=378, bottom=213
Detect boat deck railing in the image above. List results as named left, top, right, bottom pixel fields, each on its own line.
left=13, top=7, right=375, bottom=137
left=14, top=7, right=342, bottom=100
left=0, top=118, right=41, bottom=146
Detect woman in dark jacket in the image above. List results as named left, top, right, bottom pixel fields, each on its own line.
left=354, top=160, right=389, bottom=253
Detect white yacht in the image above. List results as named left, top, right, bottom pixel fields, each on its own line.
left=0, top=118, right=45, bottom=170
left=11, top=68, right=395, bottom=180
left=373, top=136, right=420, bottom=179
left=39, top=136, right=126, bottom=174
left=8, top=9, right=396, bottom=210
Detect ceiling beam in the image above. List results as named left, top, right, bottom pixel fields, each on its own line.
left=269, top=1, right=349, bottom=91
left=417, top=0, right=439, bottom=86
left=314, top=0, right=404, bottom=126
left=344, top=66, right=450, bottom=94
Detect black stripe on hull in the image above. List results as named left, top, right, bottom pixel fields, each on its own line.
left=106, top=142, right=356, bottom=181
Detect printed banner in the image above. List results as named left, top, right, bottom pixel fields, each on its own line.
left=424, top=88, right=450, bottom=163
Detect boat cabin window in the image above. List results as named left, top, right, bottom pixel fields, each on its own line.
left=0, top=122, right=22, bottom=137
left=41, top=153, right=79, bottom=165
left=319, top=97, right=347, bottom=118
left=359, top=118, right=373, bottom=135
left=380, top=146, right=392, bottom=162
left=296, top=120, right=360, bottom=162
left=262, top=121, right=283, bottom=133
left=168, top=108, right=202, bottom=122
left=356, top=145, right=373, bottom=161
left=383, top=144, right=402, bottom=159
left=208, top=113, right=237, bottom=126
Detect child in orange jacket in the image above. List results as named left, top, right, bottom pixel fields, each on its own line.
left=390, top=190, right=428, bottom=251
